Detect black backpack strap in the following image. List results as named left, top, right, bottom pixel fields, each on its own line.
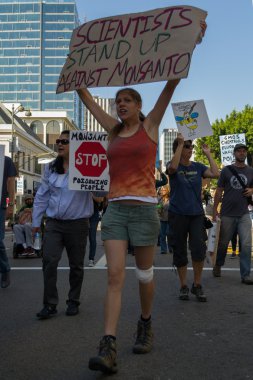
left=227, top=165, right=246, bottom=189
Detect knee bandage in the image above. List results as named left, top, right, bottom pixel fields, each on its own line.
left=135, top=266, right=154, bottom=284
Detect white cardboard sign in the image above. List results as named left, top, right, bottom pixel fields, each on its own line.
left=16, top=175, right=24, bottom=195
left=68, top=131, right=110, bottom=191
left=56, top=5, right=207, bottom=93
left=219, top=133, right=246, bottom=166
left=172, top=99, right=212, bottom=139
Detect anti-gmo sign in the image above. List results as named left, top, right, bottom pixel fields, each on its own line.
left=69, top=131, right=109, bottom=191
left=75, top=142, right=107, bottom=177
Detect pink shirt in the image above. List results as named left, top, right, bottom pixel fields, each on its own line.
left=107, top=125, right=157, bottom=200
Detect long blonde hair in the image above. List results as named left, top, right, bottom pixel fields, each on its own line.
left=159, top=185, right=170, bottom=202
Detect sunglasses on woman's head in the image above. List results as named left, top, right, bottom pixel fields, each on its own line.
left=183, top=144, right=194, bottom=149
left=55, top=139, right=69, bottom=145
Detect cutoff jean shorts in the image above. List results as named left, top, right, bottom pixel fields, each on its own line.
left=101, top=202, right=160, bottom=246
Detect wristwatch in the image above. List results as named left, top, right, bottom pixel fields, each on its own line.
left=8, top=202, right=14, bottom=207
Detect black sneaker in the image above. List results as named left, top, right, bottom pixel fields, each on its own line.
left=1, top=272, right=10, bottom=288
left=16, top=244, right=25, bottom=255
left=66, top=301, right=79, bottom=316
left=89, top=336, right=117, bottom=374
left=191, top=284, right=207, bottom=302
left=212, top=264, right=221, bottom=277
left=36, top=305, right=57, bottom=319
left=241, top=276, right=253, bottom=285
left=133, top=318, right=153, bottom=354
left=179, top=285, right=189, bottom=300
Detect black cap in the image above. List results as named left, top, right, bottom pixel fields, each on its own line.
left=233, top=143, right=248, bottom=152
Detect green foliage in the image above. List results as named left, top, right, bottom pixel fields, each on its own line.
left=195, top=105, right=253, bottom=166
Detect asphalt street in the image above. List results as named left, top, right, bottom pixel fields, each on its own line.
left=1, top=227, right=253, bottom=380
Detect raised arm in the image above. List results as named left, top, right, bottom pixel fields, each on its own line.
left=202, top=144, right=220, bottom=179
left=166, top=133, right=184, bottom=175
left=77, top=88, right=118, bottom=132
left=144, top=79, right=180, bottom=136
left=144, top=20, right=207, bottom=140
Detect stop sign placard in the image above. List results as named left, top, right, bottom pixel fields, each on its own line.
left=75, top=142, right=107, bottom=177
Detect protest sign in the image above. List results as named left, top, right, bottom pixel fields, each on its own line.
left=219, top=133, right=246, bottom=166
left=56, top=5, right=207, bottom=93
left=16, top=175, right=24, bottom=195
left=206, top=219, right=221, bottom=267
left=172, top=99, right=212, bottom=139
left=68, top=131, right=109, bottom=191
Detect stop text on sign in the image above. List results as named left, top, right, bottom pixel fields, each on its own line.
left=76, top=153, right=107, bottom=167
left=74, top=141, right=108, bottom=177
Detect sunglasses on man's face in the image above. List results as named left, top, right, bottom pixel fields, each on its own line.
left=183, top=144, right=195, bottom=149
left=56, top=139, right=69, bottom=145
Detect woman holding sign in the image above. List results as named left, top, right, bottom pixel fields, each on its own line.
left=166, top=133, right=219, bottom=302
left=78, top=21, right=206, bottom=374
left=33, top=130, right=95, bottom=319
left=78, top=80, right=181, bottom=372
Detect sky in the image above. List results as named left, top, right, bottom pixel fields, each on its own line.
left=75, top=0, right=253, bottom=133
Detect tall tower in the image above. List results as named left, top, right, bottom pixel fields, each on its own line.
left=0, top=0, right=82, bottom=128
left=84, top=96, right=117, bottom=132
left=160, top=128, right=178, bottom=169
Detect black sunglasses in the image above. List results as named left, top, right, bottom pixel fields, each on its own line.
left=56, top=139, right=69, bottom=145
left=183, top=144, right=195, bottom=149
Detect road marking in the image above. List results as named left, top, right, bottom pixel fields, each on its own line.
left=10, top=266, right=241, bottom=271
left=95, top=254, right=107, bottom=266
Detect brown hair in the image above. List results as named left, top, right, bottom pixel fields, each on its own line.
left=172, top=138, right=192, bottom=153
left=108, top=88, right=145, bottom=141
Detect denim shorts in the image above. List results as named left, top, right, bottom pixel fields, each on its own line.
left=101, top=202, right=160, bottom=246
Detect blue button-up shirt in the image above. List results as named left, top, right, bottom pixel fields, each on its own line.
left=32, top=164, right=94, bottom=227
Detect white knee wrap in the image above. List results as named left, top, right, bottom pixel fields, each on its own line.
left=135, top=266, right=154, bottom=284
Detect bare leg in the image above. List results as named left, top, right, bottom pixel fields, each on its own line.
left=177, top=265, right=188, bottom=287
left=135, top=246, right=156, bottom=319
left=104, top=240, right=127, bottom=336
left=192, top=260, right=204, bottom=285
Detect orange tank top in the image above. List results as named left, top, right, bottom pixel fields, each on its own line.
left=107, top=125, right=157, bottom=200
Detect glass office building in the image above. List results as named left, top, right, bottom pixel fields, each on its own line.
left=160, top=128, right=178, bottom=168
left=0, top=0, right=82, bottom=127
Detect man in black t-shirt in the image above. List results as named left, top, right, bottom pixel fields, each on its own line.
left=212, top=144, right=253, bottom=284
left=0, top=156, right=17, bottom=288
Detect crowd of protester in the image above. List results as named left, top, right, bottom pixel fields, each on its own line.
left=2, top=16, right=253, bottom=378
left=2, top=132, right=253, bottom=375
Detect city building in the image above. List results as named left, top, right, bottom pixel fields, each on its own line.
left=159, top=128, right=178, bottom=169
left=84, top=96, right=116, bottom=132
left=0, top=102, right=55, bottom=208
left=16, top=107, right=79, bottom=151
left=0, top=0, right=83, bottom=128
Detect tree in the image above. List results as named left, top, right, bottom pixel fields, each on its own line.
left=194, top=105, right=253, bottom=167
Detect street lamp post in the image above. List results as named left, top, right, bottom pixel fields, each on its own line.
left=11, top=104, right=24, bottom=161
left=10, top=104, right=32, bottom=212
left=11, top=104, right=32, bottom=162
